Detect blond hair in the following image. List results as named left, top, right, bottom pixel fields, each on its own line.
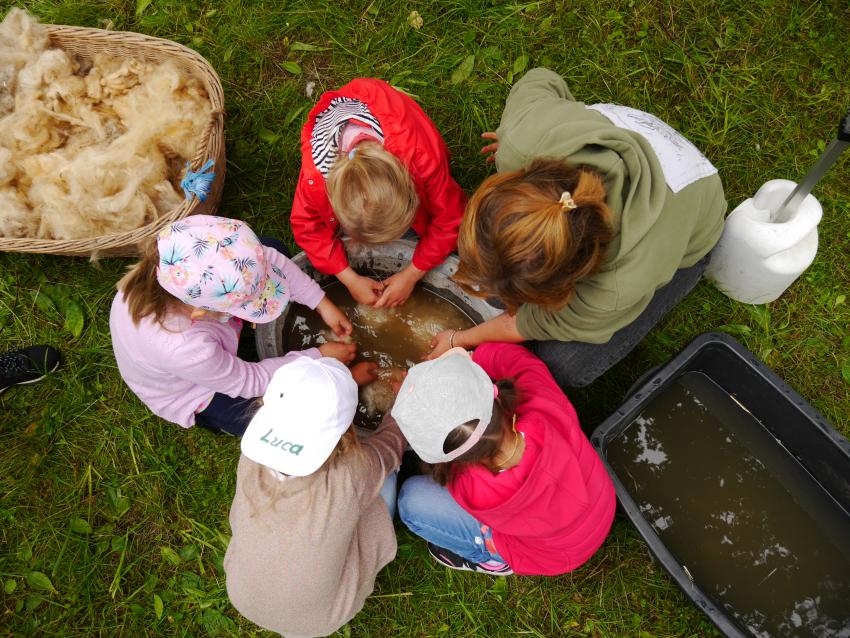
left=326, top=141, right=418, bottom=244
left=246, top=424, right=362, bottom=516
left=455, top=158, right=613, bottom=314
left=117, top=235, right=181, bottom=327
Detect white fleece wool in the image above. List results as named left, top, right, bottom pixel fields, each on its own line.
left=0, top=8, right=212, bottom=240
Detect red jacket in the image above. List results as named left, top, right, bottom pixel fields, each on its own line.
left=449, top=343, right=616, bottom=576
left=291, top=79, right=467, bottom=275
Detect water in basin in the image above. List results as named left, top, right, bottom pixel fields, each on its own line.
left=283, top=279, right=476, bottom=430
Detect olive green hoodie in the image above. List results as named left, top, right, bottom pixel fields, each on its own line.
left=495, top=68, right=726, bottom=344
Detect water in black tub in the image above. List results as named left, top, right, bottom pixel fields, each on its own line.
left=283, top=279, right=476, bottom=430
left=607, top=371, right=850, bottom=638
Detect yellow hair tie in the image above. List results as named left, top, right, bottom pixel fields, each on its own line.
left=559, top=191, right=577, bottom=211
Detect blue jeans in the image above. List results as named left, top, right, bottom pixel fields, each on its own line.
left=380, top=470, right=398, bottom=520
left=398, top=475, right=505, bottom=564
left=194, top=392, right=256, bottom=436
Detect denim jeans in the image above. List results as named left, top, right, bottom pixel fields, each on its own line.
left=379, top=470, right=398, bottom=520
left=398, top=475, right=505, bottom=564
left=194, top=392, right=257, bottom=436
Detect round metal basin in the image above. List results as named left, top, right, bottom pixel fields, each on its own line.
left=256, top=239, right=501, bottom=360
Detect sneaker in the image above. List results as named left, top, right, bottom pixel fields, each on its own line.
left=0, top=345, right=61, bottom=394
left=427, top=542, right=513, bottom=576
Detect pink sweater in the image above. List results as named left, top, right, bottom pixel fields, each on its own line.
left=109, top=247, right=325, bottom=428
left=448, top=343, right=616, bottom=575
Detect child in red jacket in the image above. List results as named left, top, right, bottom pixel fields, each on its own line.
left=291, top=79, right=467, bottom=308
left=391, top=343, right=616, bottom=576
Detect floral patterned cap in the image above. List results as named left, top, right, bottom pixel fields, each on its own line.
left=156, top=215, right=288, bottom=322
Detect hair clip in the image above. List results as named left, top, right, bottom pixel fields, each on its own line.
left=559, top=191, right=577, bottom=211
left=348, top=148, right=357, bottom=160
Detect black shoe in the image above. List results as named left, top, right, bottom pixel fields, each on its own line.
left=426, top=542, right=513, bottom=576
left=0, top=346, right=61, bottom=394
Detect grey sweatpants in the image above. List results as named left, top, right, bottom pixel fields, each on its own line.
left=529, top=254, right=711, bottom=388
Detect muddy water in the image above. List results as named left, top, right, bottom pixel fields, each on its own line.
left=607, top=372, right=850, bottom=638
left=284, top=280, right=475, bottom=429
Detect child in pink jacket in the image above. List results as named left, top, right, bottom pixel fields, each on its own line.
left=392, top=343, right=616, bottom=575
left=109, top=215, right=354, bottom=435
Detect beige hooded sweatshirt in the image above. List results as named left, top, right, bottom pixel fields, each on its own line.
left=224, top=416, right=405, bottom=638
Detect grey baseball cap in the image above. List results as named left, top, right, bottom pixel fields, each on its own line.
left=390, top=350, right=494, bottom=463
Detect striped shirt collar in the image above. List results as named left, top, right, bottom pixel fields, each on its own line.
left=310, top=97, right=384, bottom=177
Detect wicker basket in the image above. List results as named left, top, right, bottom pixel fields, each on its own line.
left=0, top=24, right=226, bottom=258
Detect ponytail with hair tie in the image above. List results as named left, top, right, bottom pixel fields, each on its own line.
left=559, top=191, right=577, bottom=211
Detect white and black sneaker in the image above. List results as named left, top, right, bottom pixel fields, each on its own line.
left=427, top=542, right=513, bottom=576
left=0, top=345, right=61, bottom=395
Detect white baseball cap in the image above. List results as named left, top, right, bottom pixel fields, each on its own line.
left=241, top=357, right=358, bottom=476
left=391, top=349, right=494, bottom=464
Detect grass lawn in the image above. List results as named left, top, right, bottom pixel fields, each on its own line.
left=1, top=0, right=848, bottom=636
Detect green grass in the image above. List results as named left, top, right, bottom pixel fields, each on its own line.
left=1, top=0, right=848, bottom=636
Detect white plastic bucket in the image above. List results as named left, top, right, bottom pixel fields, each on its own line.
left=706, top=179, right=823, bottom=304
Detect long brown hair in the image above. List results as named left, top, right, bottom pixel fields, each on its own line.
left=426, top=379, right=519, bottom=486
left=117, top=236, right=181, bottom=327
left=454, top=158, right=613, bottom=313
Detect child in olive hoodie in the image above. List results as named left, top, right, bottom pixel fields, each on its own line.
left=393, top=343, right=615, bottom=576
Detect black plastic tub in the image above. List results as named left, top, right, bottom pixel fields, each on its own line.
left=590, top=332, right=850, bottom=638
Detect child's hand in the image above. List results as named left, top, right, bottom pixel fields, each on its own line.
left=374, top=264, right=425, bottom=309
left=345, top=273, right=385, bottom=306
left=389, top=369, right=408, bottom=394
left=480, top=132, right=499, bottom=164
left=318, top=342, right=357, bottom=364
left=350, top=361, right=379, bottom=386
left=316, top=297, right=352, bottom=338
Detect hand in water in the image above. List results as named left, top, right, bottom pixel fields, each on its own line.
left=427, top=330, right=455, bottom=360
left=480, top=132, right=499, bottom=164
left=318, top=341, right=356, bottom=364
left=374, top=270, right=416, bottom=308
left=350, top=361, right=379, bottom=386
left=346, top=274, right=385, bottom=306
left=316, top=297, right=352, bottom=338
left=389, top=369, right=408, bottom=394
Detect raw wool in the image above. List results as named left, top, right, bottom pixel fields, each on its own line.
left=354, top=303, right=396, bottom=325
left=359, top=367, right=403, bottom=417
left=0, top=8, right=48, bottom=116
left=360, top=380, right=395, bottom=417
left=0, top=187, right=35, bottom=238
left=0, top=146, right=14, bottom=184
left=400, top=315, right=446, bottom=346
left=353, top=303, right=398, bottom=340
left=0, top=8, right=211, bottom=240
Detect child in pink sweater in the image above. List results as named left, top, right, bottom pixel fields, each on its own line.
left=109, top=215, right=354, bottom=435
left=392, top=343, right=615, bottom=576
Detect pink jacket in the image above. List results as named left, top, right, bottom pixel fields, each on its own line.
left=109, top=247, right=324, bottom=428
left=448, top=343, right=616, bottom=576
